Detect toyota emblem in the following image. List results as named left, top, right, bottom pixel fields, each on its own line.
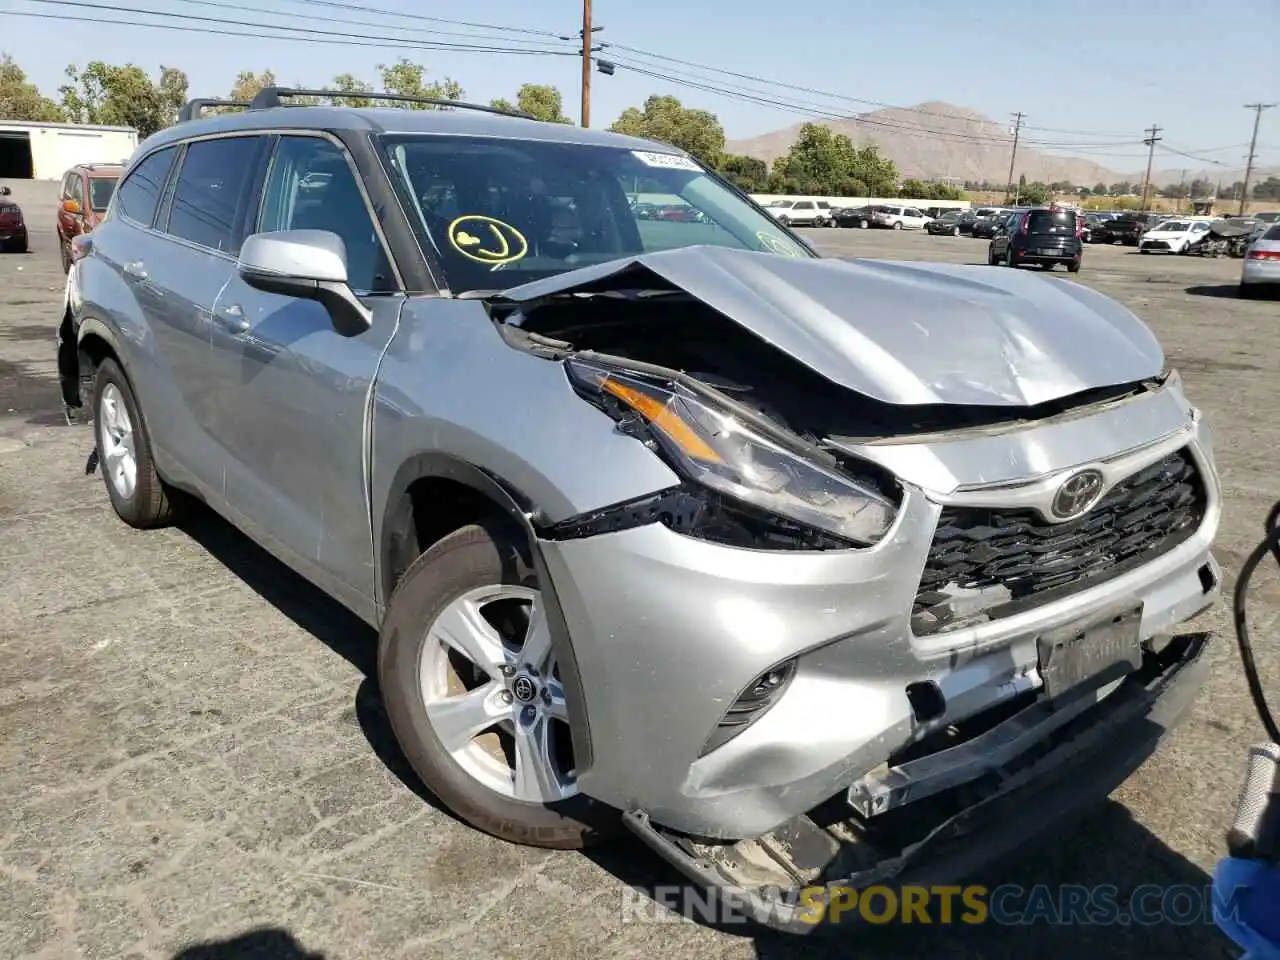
left=512, top=675, right=538, bottom=703
left=1051, top=469, right=1105, bottom=520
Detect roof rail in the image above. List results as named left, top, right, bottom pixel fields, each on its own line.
left=247, top=87, right=535, bottom=120
left=178, top=98, right=251, bottom=123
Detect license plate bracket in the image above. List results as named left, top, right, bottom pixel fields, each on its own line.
left=1037, top=606, right=1144, bottom=703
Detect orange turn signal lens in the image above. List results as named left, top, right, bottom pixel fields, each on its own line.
left=601, top=377, right=723, bottom=464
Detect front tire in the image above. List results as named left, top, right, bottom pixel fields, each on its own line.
left=892, top=221, right=903, bottom=230
left=952, top=226, right=960, bottom=236
left=859, top=220, right=869, bottom=229
left=59, top=239, right=71, bottom=273
left=378, top=524, right=617, bottom=850
left=92, top=359, right=177, bottom=528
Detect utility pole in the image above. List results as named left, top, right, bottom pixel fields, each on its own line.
left=1179, top=168, right=1187, bottom=213
left=1006, top=112, right=1024, bottom=204
left=1240, top=103, right=1276, bottom=215
left=579, top=0, right=593, bottom=128
left=1140, top=124, right=1162, bottom=213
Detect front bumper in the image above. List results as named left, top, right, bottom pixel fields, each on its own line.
left=624, top=629, right=1211, bottom=933
left=540, top=379, right=1220, bottom=841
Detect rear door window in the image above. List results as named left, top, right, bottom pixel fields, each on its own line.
left=117, top=146, right=177, bottom=228
left=166, top=136, right=267, bottom=254
left=1025, top=210, right=1076, bottom=235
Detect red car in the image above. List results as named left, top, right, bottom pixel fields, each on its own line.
left=0, top=185, right=27, bottom=253
left=56, top=163, right=123, bottom=272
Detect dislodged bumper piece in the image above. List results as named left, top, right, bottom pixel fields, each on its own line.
left=623, top=631, right=1210, bottom=934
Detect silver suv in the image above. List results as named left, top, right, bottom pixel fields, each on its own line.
left=59, top=88, right=1221, bottom=931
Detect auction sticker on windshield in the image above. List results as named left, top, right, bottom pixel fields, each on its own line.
left=631, top=151, right=701, bottom=171
left=447, top=215, right=529, bottom=266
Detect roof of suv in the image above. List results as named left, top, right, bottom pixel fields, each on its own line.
left=70, top=162, right=125, bottom=175
left=140, top=102, right=682, bottom=158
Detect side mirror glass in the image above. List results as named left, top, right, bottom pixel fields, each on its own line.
left=237, top=230, right=372, bottom=337
left=62, top=199, right=81, bottom=215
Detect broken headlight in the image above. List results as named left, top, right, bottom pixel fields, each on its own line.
left=565, top=358, right=898, bottom=547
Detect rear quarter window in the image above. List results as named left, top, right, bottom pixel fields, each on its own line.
left=1026, top=211, right=1076, bottom=234
left=117, top=147, right=178, bottom=227
left=1266, top=224, right=1280, bottom=241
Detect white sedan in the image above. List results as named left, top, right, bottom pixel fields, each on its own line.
left=1138, top=218, right=1212, bottom=254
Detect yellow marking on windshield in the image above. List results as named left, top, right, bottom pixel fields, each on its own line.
left=447, top=215, right=528, bottom=265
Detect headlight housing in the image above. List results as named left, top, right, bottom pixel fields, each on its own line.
left=565, top=358, right=898, bottom=547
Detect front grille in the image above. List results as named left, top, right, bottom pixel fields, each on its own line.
left=1142, top=240, right=1171, bottom=250
left=912, top=449, right=1207, bottom=636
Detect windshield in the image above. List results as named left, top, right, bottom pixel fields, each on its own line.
left=1155, top=220, right=1191, bottom=232
left=88, top=178, right=116, bottom=212
left=379, top=135, right=812, bottom=292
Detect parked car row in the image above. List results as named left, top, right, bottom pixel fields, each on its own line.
left=0, top=162, right=125, bottom=262
left=0, top=185, right=27, bottom=253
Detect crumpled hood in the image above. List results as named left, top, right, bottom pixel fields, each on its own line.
left=498, top=245, right=1165, bottom=407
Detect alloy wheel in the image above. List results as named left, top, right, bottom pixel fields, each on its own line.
left=97, top=383, right=137, bottom=499
left=418, top=584, right=576, bottom=804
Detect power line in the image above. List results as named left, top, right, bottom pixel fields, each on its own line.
left=608, top=56, right=1145, bottom=154
left=17, top=0, right=580, bottom=52
left=1240, top=103, right=1276, bottom=215
left=606, top=42, right=1154, bottom=142
left=258, top=0, right=565, bottom=37
left=0, top=9, right=579, bottom=57
left=162, top=0, right=576, bottom=48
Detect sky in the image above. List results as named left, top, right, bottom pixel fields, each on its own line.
left=2, top=0, right=1277, bottom=175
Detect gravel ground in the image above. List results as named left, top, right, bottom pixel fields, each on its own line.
left=1, top=182, right=1277, bottom=959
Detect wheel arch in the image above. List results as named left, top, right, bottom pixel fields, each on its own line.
left=60, top=313, right=123, bottom=411
left=377, top=452, right=595, bottom=773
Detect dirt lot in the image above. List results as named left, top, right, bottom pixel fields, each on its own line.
left=1, top=185, right=1278, bottom=959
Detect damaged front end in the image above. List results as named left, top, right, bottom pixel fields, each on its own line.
left=480, top=246, right=1219, bottom=930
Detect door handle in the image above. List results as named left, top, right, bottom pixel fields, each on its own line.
left=214, top=303, right=250, bottom=334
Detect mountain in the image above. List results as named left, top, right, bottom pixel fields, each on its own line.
left=725, top=101, right=1275, bottom=189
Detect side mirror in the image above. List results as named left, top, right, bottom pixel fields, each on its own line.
left=0, top=185, right=10, bottom=196
left=62, top=199, right=81, bottom=215
left=237, top=230, right=372, bottom=337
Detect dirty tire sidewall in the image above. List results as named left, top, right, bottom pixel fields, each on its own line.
left=378, top=523, right=618, bottom=850
left=92, top=358, right=175, bottom=529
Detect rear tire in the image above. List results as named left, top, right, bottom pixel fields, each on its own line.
left=59, top=239, right=71, bottom=273
left=892, top=221, right=903, bottom=230
left=1239, top=284, right=1257, bottom=299
left=92, top=359, right=177, bottom=529
left=859, top=220, right=869, bottom=229
left=1068, top=260, right=1081, bottom=274
left=378, top=524, right=619, bottom=850
left=952, top=226, right=960, bottom=236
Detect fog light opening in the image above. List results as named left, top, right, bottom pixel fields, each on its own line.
left=906, top=680, right=947, bottom=723
left=1198, top=562, right=1217, bottom=595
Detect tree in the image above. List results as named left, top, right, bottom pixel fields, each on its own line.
left=1219, top=181, right=1242, bottom=200
left=609, top=95, right=725, bottom=165
left=716, top=153, right=767, bottom=192
left=1252, top=176, right=1280, bottom=200
left=59, top=62, right=188, bottom=137
left=899, top=178, right=965, bottom=201
left=379, top=58, right=464, bottom=108
left=1023, top=181, right=1053, bottom=205
left=329, top=73, right=373, bottom=108
left=1093, top=181, right=1109, bottom=196
left=1188, top=178, right=1212, bottom=198
left=769, top=124, right=897, bottom=196
left=1109, top=181, right=1132, bottom=196
left=490, top=83, right=570, bottom=123
left=0, top=54, right=64, bottom=121
left=229, top=69, right=277, bottom=102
